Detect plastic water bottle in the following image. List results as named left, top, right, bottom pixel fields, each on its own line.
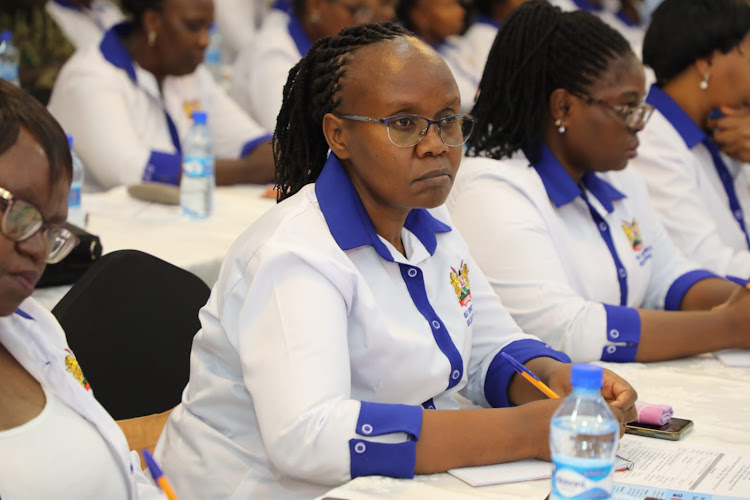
left=180, top=110, right=215, bottom=219
left=203, top=23, right=223, bottom=84
left=66, top=135, right=86, bottom=227
left=550, top=364, right=619, bottom=500
left=0, top=31, right=20, bottom=86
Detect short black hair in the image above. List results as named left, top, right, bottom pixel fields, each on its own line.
left=0, top=80, right=71, bottom=185
left=643, top=0, right=750, bottom=86
left=466, top=0, right=631, bottom=163
left=473, top=0, right=504, bottom=17
left=120, top=0, right=167, bottom=29
left=273, top=22, right=412, bottom=201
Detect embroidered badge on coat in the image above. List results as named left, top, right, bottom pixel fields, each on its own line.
left=182, top=99, right=203, bottom=120
left=622, top=219, right=644, bottom=251
left=64, top=349, right=91, bottom=391
left=450, top=261, right=472, bottom=307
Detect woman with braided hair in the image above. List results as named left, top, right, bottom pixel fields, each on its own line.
left=448, top=0, right=750, bottom=363
left=155, top=21, right=636, bottom=500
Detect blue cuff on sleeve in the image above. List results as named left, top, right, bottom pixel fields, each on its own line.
left=484, top=338, right=570, bottom=408
left=725, top=275, right=749, bottom=287
left=240, top=133, right=272, bottom=158
left=600, top=304, right=641, bottom=362
left=349, top=439, right=416, bottom=479
left=142, top=151, right=182, bottom=185
left=356, top=401, right=422, bottom=439
left=664, top=270, right=719, bottom=311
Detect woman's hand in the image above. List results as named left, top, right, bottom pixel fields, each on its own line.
left=706, top=106, right=750, bottom=162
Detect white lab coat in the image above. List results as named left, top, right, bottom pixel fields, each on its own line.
left=46, top=0, right=124, bottom=48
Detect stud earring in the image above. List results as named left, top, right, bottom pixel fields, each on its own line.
left=699, top=73, right=710, bottom=90
left=555, top=119, right=566, bottom=134
left=148, top=31, right=157, bottom=46
left=309, top=12, right=321, bottom=23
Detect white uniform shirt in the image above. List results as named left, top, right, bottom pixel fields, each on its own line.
left=154, top=154, right=569, bottom=500
left=458, top=15, right=499, bottom=88
left=46, top=0, right=124, bottom=48
left=447, top=149, right=714, bottom=362
left=0, top=298, right=163, bottom=500
left=435, top=37, right=482, bottom=113
left=213, top=0, right=267, bottom=63
left=48, top=22, right=271, bottom=192
left=549, top=0, right=644, bottom=55
left=230, top=8, right=308, bottom=131
left=629, top=85, right=750, bottom=278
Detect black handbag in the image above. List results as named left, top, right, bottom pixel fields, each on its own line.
left=37, top=222, right=103, bottom=287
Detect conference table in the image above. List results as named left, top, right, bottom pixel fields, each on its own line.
left=319, top=354, right=750, bottom=499
left=33, top=184, right=276, bottom=310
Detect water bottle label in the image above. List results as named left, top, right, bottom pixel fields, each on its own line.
left=182, top=155, right=214, bottom=178
left=0, top=62, right=18, bottom=83
left=551, top=458, right=614, bottom=499
left=204, top=50, right=221, bottom=64
left=68, top=185, right=81, bottom=208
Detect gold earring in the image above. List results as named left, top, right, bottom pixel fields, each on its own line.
left=555, top=119, right=566, bottom=134
left=148, top=31, right=157, bottom=46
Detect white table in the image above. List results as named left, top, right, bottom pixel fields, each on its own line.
left=33, top=184, right=276, bottom=310
left=320, top=355, right=750, bottom=499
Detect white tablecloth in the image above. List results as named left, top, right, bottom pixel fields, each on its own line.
left=320, top=356, right=750, bottom=499
left=33, top=184, right=276, bottom=310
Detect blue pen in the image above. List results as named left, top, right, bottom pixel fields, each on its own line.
left=501, top=351, right=560, bottom=399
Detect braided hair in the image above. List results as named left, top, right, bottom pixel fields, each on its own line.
left=465, top=0, right=631, bottom=163
left=273, top=22, right=412, bottom=201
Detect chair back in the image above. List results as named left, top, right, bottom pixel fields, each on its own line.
left=52, top=250, right=210, bottom=420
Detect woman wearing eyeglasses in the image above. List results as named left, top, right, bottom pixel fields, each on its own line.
left=230, top=0, right=386, bottom=131
left=0, top=81, right=162, bottom=499
left=154, top=22, right=637, bottom=500
left=628, top=0, right=750, bottom=279
left=447, top=0, right=750, bottom=363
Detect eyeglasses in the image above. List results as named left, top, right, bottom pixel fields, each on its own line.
left=335, top=113, right=475, bottom=147
left=328, top=0, right=374, bottom=23
left=0, top=187, right=78, bottom=264
left=578, top=94, right=654, bottom=130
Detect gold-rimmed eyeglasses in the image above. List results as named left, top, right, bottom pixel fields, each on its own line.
left=0, top=186, right=78, bottom=264
left=578, top=94, right=654, bottom=130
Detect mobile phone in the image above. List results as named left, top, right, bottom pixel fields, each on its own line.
left=625, top=417, right=694, bottom=441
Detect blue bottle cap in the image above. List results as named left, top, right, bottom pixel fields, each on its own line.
left=66, top=134, right=73, bottom=149
left=1, top=31, right=12, bottom=42
left=570, top=363, right=603, bottom=389
left=192, top=110, right=207, bottom=125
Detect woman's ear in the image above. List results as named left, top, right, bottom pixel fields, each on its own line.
left=322, top=113, right=352, bottom=160
left=143, top=9, right=162, bottom=39
left=549, top=88, right=571, bottom=124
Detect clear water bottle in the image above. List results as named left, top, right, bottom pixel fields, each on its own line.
left=66, top=135, right=86, bottom=227
left=203, top=23, right=223, bottom=84
left=550, top=364, right=619, bottom=500
left=0, top=31, right=20, bottom=86
left=180, top=110, right=215, bottom=219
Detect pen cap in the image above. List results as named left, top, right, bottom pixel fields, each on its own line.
left=570, top=363, right=603, bottom=390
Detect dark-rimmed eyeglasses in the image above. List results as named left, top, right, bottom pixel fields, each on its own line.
left=335, top=113, right=475, bottom=147
left=578, top=95, right=654, bottom=130
left=0, top=186, right=78, bottom=264
left=328, top=0, right=374, bottom=23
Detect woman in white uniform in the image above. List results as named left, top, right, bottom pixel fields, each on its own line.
left=46, top=0, right=125, bottom=48
left=448, top=1, right=750, bottom=363
left=0, top=80, right=162, bottom=499
left=629, top=0, right=750, bottom=278
left=230, top=0, right=381, bottom=131
left=396, top=0, right=480, bottom=112
left=155, top=22, right=637, bottom=500
left=48, top=0, right=275, bottom=192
